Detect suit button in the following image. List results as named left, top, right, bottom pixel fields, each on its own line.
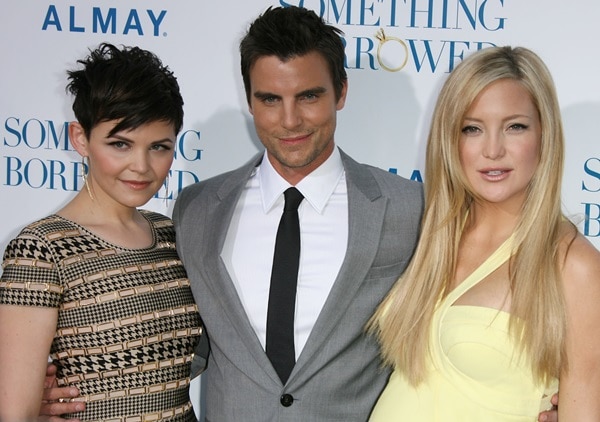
left=280, top=394, right=294, bottom=407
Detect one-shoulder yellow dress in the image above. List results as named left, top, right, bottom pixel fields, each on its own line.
left=370, top=235, right=558, bottom=421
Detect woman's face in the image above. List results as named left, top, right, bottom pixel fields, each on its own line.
left=80, top=119, right=176, bottom=209
left=459, top=78, right=541, bottom=212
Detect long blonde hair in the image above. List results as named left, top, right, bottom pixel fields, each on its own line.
left=369, top=46, right=570, bottom=386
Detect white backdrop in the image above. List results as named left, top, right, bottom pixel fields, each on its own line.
left=1, top=0, right=599, bottom=417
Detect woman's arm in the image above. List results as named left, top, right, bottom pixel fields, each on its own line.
left=0, top=304, right=57, bottom=421
left=559, top=233, right=600, bottom=420
left=538, top=393, right=558, bottom=421
left=38, top=363, right=84, bottom=421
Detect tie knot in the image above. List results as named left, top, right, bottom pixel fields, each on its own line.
left=283, top=187, right=304, bottom=211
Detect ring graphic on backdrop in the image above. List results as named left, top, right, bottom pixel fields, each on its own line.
left=375, top=29, right=409, bottom=72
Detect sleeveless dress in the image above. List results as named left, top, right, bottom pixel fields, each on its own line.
left=0, top=211, right=202, bottom=421
left=369, top=235, right=558, bottom=421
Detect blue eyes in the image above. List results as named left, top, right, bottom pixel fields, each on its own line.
left=107, top=141, right=172, bottom=151
left=258, top=93, right=320, bottom=105
left=461, top=123, right=529, bottom=134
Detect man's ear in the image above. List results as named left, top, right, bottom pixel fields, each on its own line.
left=336, top=80, right=348, bottom=111
left=69, top=122, right=89, bottom=156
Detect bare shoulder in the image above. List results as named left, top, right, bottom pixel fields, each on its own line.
left=557, top=225, right=600, bottom=419
left=560, top=224, right=600, bottom=291
left=559, top=224, right=600, bottom=320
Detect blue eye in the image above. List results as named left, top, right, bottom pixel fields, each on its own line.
left=509, top=123, right=528, bottom=131
left=260, top=95, right=279, bottom=105
left=151, top=144, right=172, bottom=151
left=109, top=141, right=129, bottom=149
left=461, top=125, right=480, bottom=134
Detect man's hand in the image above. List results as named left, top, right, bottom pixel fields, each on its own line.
left=538, top=393, right=559, bottom=422
left=38, top=363, right=84, bottom=422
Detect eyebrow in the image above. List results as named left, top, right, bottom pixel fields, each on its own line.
left=462, top=114, right=533, bottom=122
left=111, top=133, right=175, bottom=144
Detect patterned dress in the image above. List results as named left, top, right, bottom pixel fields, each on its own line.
left=0, top=211, right=202, bottom=421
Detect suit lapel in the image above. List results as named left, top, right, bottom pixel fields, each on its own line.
left=291, top=149, right=388, bottom=380
left=201, top=153, right=282, bottom=385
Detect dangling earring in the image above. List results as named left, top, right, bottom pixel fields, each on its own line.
left=163, top=175, right=170, bottom=205
left=82, top=156, right=94, bottom=200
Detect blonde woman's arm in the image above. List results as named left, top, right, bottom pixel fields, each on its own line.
left=0, top=304, right=57, bottom=421
left=559, top=233, right=600, bottom=421
left=39, top=363, right=84, bottom=421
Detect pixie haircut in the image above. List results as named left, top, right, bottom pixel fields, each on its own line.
left=66, top=43, right=184, bottom=138
left=239, top=6, right=347, bottom=103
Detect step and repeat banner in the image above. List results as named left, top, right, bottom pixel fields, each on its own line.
left=1, top=0, right=599, bottom=415
left=2, top=1, right=599, bottom=251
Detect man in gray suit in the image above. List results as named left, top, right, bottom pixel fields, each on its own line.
left=172, top=6, right=422, bottom=421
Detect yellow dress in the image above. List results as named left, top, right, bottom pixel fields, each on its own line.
left=370, top=235, right=558, bottom=421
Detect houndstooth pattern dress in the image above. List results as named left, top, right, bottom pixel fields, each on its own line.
left=0, top=210, right=202, bottom=421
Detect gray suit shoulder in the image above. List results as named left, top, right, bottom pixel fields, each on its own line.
left=362, top=163, right=424, bottom=223
left=340, top=149, right=423, bottom=207
left=175, top=154, right=261, bottom=214
left=365, top=162, right=422, bottom=193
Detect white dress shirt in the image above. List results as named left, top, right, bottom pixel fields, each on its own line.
left=220, top=148, right=348, bottom=359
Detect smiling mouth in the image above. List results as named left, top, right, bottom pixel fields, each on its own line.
left=485, top=170, right=506, bottom=176
left=122, top=180, right=151, bottom=190
left=280, top=134, right=310, bottom=143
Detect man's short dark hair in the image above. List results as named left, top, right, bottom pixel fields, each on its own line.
left=67, top=43, right=184, bottom=138
left=239, top=6, right=347, bottom=103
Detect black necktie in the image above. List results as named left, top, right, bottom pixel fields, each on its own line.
left=266, top=187, right=304, bottom=384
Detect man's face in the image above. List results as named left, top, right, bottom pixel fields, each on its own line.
left=248, top=51, right=347, bottom=185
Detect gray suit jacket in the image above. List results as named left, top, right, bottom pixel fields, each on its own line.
left=172, top=149, right=423, bottom=421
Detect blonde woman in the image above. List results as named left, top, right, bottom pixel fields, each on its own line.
left=369, top=46, right=600, bottom=421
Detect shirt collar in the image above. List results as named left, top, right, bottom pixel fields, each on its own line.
left=258, top=147, right=345, bottom=214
